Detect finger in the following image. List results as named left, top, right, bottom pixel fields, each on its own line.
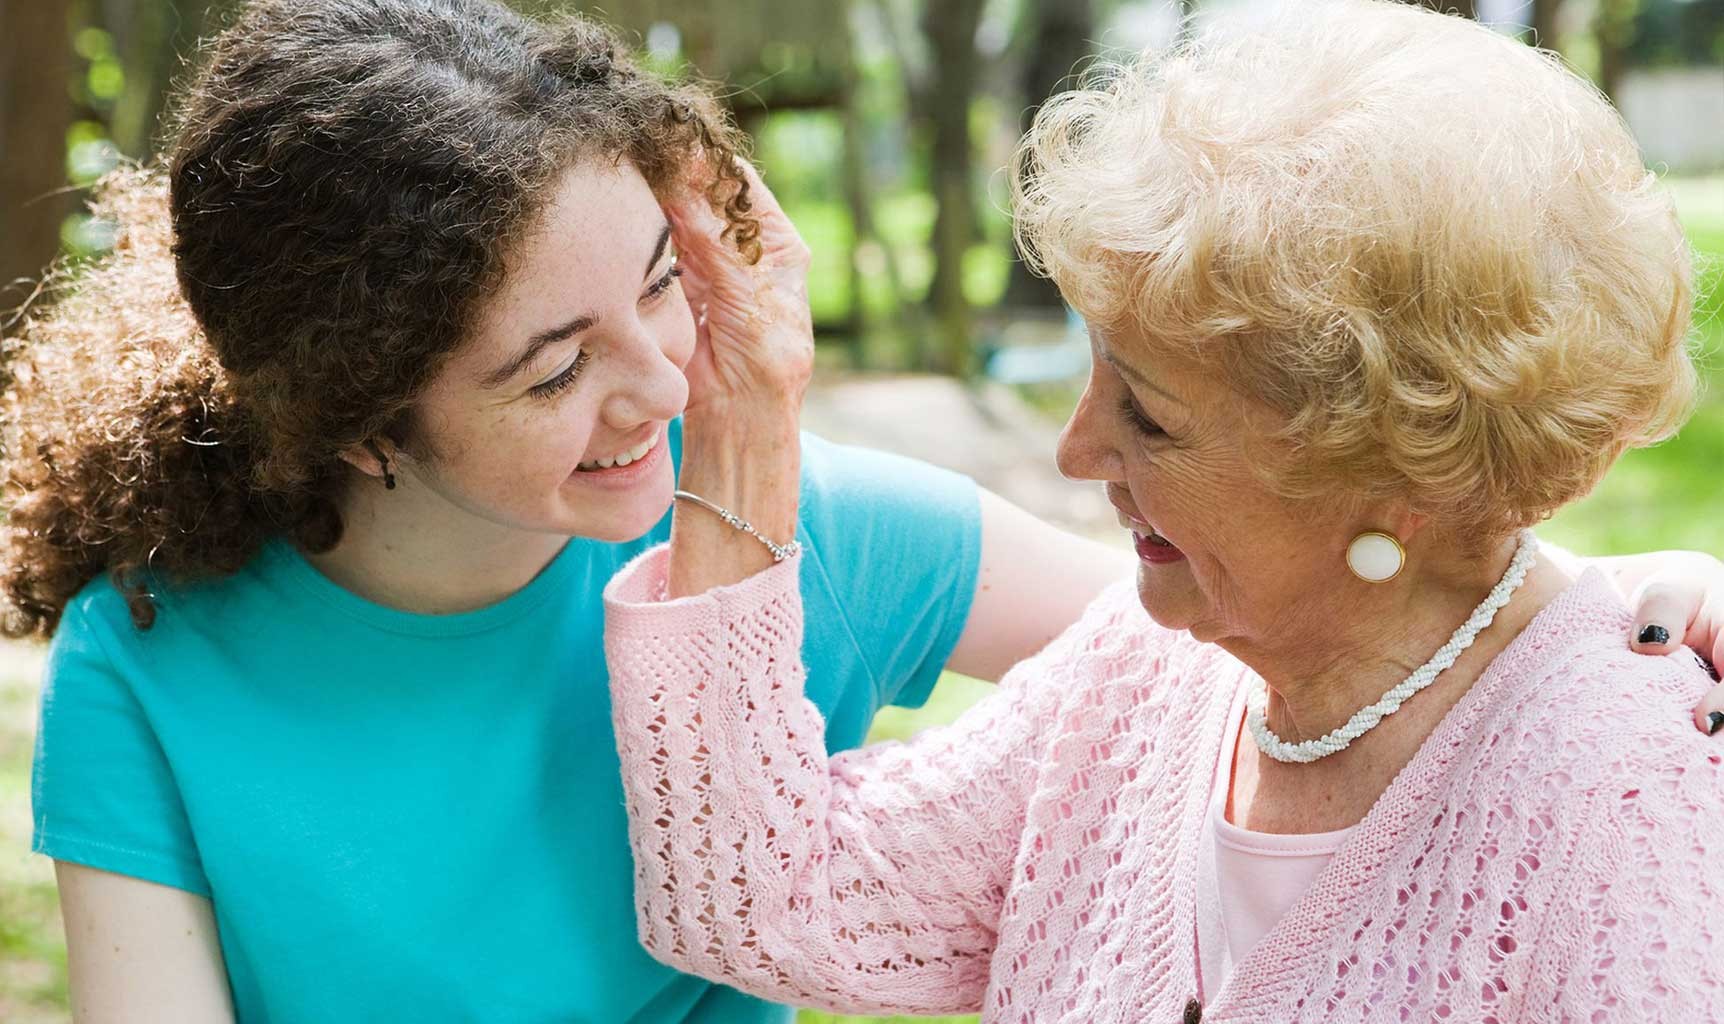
left=723, top=159, right=811, bottom=264
left=1693, top=677, right=1724, bottom=735
left=1625, top=574, right=1703, bottom=656
left=664, top=194, right=730, bottom=267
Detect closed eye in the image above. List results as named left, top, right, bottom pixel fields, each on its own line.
left=642, top=258, right=682, bottom=303
left=1119, top=394, right=1164, bottom=437
left=529, top=350, right=590, bottom=401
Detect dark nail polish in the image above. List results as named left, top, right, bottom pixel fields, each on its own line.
left=1708, top=711, right=1723, bottom=736
left=1637, top=624, right=1670, bottom=646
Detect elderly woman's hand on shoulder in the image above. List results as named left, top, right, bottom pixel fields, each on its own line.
left=1610, top=549, right=1724, bottom=731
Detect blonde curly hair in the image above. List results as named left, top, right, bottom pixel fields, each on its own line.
left=1013, top=0, right=1698, bottom=540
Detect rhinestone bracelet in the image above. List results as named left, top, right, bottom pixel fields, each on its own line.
left=672, top=490, right=802, bottom=563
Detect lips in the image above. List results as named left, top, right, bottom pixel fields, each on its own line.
left=1108, top=486, right=1185, bottom=563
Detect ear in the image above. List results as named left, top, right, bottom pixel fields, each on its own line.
left=1346, top=503, right=1427, bottom=549
left=337, top=439, right=393, bottom=481
left=1394, top=509, right=1430, bottom=546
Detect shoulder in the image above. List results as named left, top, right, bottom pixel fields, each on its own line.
left=1501, top=572, right=1716, bottom=777
left=795, top=430, right=980, bottom=528
left=56, top=543, right=277, bottom=656
left=1468, top=570, right=1723, bottom=845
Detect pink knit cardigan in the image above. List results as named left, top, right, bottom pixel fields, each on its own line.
left=604, top=548, right=1724, bottom=1022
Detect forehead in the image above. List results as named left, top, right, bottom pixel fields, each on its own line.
left=451, top=158, right=667, bottom=372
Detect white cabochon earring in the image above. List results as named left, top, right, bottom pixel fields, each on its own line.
left=1346, top=531, right=1405, bottom=583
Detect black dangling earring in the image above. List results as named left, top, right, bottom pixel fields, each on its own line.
left=364, top=440, right=397, bottom=490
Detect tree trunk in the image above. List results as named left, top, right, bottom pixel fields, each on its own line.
left=920, top=0, right=985, bottom=376
left=0, top=0, right=77, bottom=313
left=838, top=0, right=922, bottom=369
left=1594, top=0, right=1635, bottom=104
left=109, top=0, right=217, bottom=158
left=1005, top=0, right=1093, bottom=311
left=1529, top=0, right=1562, bottom=49
left=1422, top=0, right=1477, bottom=18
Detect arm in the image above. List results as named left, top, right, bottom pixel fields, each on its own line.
left=606, top=546, right=1083, bottom=1015
left=946, top=488, right=1132, bottom=682
left=56, top=862, right=235, bottom=1024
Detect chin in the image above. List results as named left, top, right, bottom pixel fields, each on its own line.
left=1134, top=566, right=1200, bottom=634
left=585, top=502, right=674, bottom=544
left=567, top=492, right=676, bottom=545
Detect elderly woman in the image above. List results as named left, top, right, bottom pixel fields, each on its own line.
left=602, top=1, right=1722, bottom=1020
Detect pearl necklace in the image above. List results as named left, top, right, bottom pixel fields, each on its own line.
left=1247, top=529, right=1539, bottom=764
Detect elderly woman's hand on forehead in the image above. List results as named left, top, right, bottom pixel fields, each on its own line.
left=664, top=157, right=814, bottom=421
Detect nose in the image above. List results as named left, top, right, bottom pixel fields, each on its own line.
left=600, top=321, right=690, bottom=427
left=1055, top=376, right=1124, bottom=483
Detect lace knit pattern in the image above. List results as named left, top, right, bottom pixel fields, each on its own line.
left=604, top=549, right=1724, bottom=1022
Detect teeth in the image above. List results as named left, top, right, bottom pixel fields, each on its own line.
left=579, top=429, right=658, bottom=472
left=1117, top=510, right=1168, bottom=541
left=1114, top=502, right=1177, bottom=548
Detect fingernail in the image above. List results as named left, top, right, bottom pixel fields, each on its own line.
left=1709, top=711, right=1724, bottom=736
left=1637, top=624, right=1670, bottom=646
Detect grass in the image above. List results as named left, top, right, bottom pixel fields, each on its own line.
left=0, top=644, right=66, bottom=1024
left=0, top=178, right=1717, bottom=1024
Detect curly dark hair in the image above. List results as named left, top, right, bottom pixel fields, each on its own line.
left=0, top=0, right=758, bottom=638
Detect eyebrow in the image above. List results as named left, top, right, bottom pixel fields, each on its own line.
left=478, top=221, right=675, bottom=391
left=642, top=221, right=672, bottom=280
left=1101, top=348, right=1186, bottom=406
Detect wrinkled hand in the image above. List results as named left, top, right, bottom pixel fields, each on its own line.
left=1615, top=551, right=1724, bottom=733
left=666, top=158, right=814, bottom=419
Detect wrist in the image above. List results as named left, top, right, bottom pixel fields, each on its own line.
left=683, top=397, right=802, bottom=440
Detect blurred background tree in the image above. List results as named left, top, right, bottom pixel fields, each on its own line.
left=0, top=2, right=1719, bottom=1021
left=4, top=0, right=1719, bottom=365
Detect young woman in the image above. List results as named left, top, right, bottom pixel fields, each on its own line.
left=4, top=0, right=1720, bottom=1021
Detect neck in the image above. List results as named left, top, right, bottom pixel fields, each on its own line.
left=1223, top=536, right=1574, bottom=834
left=303, top=473, right=569, bottom=616
left=1235, top=533, right=1555, bottom=751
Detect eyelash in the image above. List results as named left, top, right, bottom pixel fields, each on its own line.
left=644, top=262, right=683, bottom=301
left=1119, top=394, right=1164, bottom=437
left=530, top=350, right=590, bottom=400
left=526, top=264, right=682, bottom=401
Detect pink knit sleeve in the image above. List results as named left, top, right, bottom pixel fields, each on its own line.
left=602, top=545, right=1094, bottom=1016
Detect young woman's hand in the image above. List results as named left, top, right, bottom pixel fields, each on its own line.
left=667, top=158, right=814, bottom=422
left=1607, top=550, right=1724, bottom=733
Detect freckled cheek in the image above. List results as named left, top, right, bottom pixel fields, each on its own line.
left=467, top=407, right=598, bottom=489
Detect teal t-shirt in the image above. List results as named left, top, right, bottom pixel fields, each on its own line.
left=30, top=426, right=981, bottom=1023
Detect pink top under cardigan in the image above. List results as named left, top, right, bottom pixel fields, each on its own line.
left=1195, top=688, right=1354, bottom=1000
left=603, top=549, right=1724, bottom=1023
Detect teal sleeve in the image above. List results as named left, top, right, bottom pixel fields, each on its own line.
left=796, top=433, right=982, bottom=710
left=31, top=595, right=210, bottom=896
